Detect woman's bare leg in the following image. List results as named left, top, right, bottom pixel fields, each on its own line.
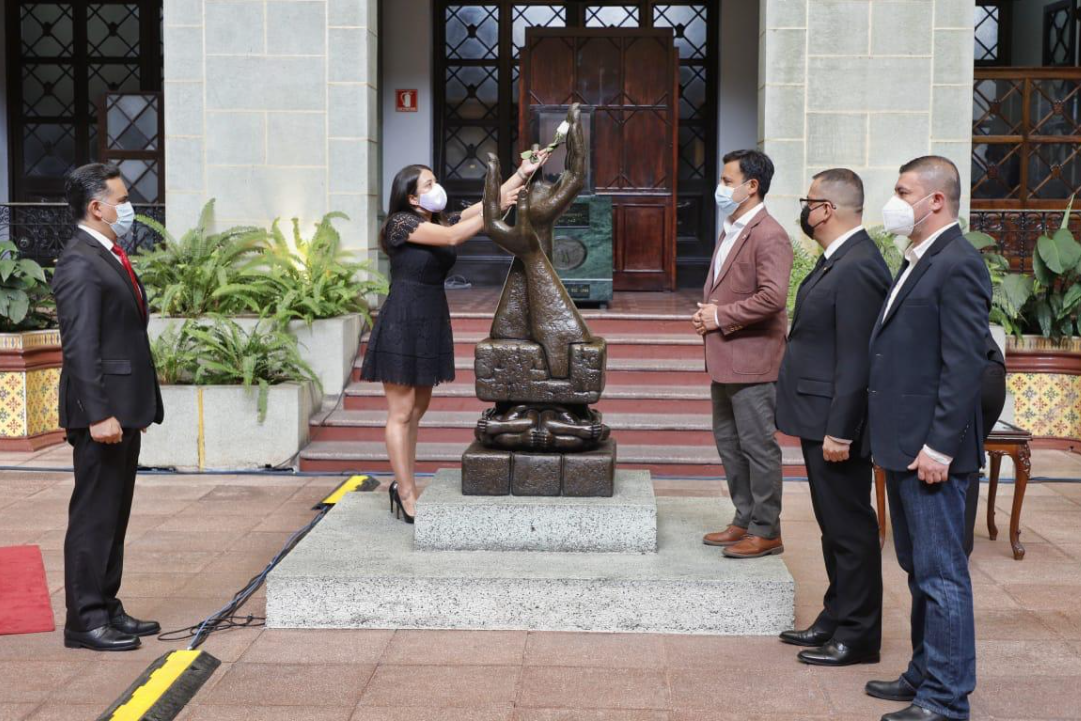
left=400, top=385, right=434, bottom=515
left=383, top=382, right=417, bottom=516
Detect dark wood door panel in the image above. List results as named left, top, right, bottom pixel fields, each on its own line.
left=521, top=28, right=677, bottom=291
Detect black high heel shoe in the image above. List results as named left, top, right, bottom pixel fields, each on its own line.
left=391, top=485, right=415, bottom=524
left=388, top=481, right=399, bottom=515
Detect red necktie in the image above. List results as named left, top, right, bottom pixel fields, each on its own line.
left=110, top=244, right=145, bottom=317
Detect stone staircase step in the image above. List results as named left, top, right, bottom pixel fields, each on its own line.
left=342, top=382, right=715, bottom=414
left=310, top=408, right=719, bottom=446
left=362, top=330, right=706, bottom=360
left=297, top=440, right=808, bottom=477
left=352, top=356, right=708, bottom=386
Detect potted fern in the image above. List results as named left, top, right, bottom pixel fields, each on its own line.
left=141, top=317, right=321, bottom=470
left=257, top=212, right=389, bottom=397
left=0, top=242, right=63, bottom=450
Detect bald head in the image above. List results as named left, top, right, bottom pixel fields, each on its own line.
left=898, top=155, right=961, bottom=217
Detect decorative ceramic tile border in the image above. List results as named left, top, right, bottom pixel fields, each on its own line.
left=1007, top=372, right=1081, bottom=441
left=1006, top=336, right=1081, bottom=354
left=0, top=330, right=62, bottom=352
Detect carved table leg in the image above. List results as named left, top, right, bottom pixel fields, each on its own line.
left=874, top=466, right=887, bottom=549
left=987, top=451, right=1003, bottom=541
left=1009, top=444, right=1030, bottom=561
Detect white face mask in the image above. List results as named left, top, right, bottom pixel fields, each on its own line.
left=417, top=183, right=448, bottom=213
left=882, top=193, right=933, bottom=237
left=714, top=180, right=750, bottom=217
left=102, top=200, right=135, bottom=238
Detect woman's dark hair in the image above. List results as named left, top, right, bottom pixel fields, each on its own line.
left=65, top=162, right=122, bottom=220
left=380, top=164, right=448, bottom=254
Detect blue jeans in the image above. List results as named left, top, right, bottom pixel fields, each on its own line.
left=887, top=470, right=976, bottom=720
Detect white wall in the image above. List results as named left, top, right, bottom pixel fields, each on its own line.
left=717, top=0, right=761, bottom=232
left=758, top=0, right=976, bottom=238
left=163, top=0, right=381, bottom=254
left=380, top=0, right=433, bottom=205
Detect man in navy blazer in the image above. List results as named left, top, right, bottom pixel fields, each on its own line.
left=864, top=156, right=991, bottom=721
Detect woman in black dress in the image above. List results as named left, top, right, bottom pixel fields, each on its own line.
left=360, top=157, right=547, bottom=522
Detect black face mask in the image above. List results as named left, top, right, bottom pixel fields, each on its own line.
left=799, top=204, right=824, bottom=239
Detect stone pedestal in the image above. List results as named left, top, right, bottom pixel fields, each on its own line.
left=265, top=489, right=795, bottom=635
left=415, top=469, right=655, bottom=552
left=462, top=439, right=616, bottom=497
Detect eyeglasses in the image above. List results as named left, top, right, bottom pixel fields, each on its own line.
left=799, top=197, right=836, bottom=210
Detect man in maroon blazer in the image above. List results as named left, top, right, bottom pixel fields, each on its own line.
left=693, top=149, right=793, bottom=558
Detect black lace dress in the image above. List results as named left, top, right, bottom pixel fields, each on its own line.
left=359, top=211, right=461, bottom=386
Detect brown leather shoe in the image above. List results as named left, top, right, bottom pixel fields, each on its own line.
left=722, top=534, right=784, bottom=558
left=703, top=525, right=748, bottom=547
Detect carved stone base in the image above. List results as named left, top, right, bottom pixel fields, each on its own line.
left=461, top=439, right=617, bottom=497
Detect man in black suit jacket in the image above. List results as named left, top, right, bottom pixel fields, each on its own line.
left=52, top=163, right=164, bottom=652
left=776, top=169, right=890, bottom=667
left=865, top=157, right=991, bottom=721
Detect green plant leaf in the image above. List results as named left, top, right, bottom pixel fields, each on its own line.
left=1035, top=298, right=1054, bottom=338
left=1063, top=282, right=1081, bottom=316
left=1032, top=240, right=1052, bottom=287
left=999, top=273, right=1034, bottom=316
left=1061, top=193, right=1076, bottom=231
left=965, top=231, right=998, bottom=251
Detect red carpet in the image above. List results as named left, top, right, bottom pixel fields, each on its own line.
left=0, top=545, right=55, bottom=635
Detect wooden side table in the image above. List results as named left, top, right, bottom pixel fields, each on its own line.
left=874, top=421, right=1033, bottom=560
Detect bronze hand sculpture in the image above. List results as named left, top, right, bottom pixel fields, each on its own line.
left=482, top=103, right=590, bottom=379
left=463, top=102, right=616, bottom=496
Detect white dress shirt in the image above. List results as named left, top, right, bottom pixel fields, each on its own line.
left=881, top=220, right=960, bottom=466
left=78, top=224, right=123, bottom=265
left=883, top=221, right=958, bottom=317
left=713, top=202, right=765, bottom=282
left=822, top=224, right=864, bottom=260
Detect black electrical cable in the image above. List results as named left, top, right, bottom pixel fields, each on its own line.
left=158, top=503, right=332, bottom=649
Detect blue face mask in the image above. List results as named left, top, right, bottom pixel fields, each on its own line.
left=714, top=180, right=750, bottom=216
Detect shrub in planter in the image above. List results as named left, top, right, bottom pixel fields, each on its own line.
left=0, top=243, right=61, bottom=449
left=261, top=212, right=390, bottom=328
left=134, top=199, right=271, bottom=316
left=786, top=235, right=818, bottom=317
left=152, top=316, right=322, bottom=422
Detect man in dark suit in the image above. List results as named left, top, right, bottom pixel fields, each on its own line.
left=776, top=169, right=890, bottom=667
left=693, top=149, right=793, bottom=559
left=53, top=163, right=164, bottom=651
left=865, top=156, right=991, bottom=721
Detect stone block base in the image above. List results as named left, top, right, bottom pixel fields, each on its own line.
left=266, top=491, right=795, bottom=634
left=415, top=469, right=656, bottom=552
left=461, top=440, right=616, bottom=497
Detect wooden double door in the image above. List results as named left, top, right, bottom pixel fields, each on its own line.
left=520, top=28, right=679, bottom=291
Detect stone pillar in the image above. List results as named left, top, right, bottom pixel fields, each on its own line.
left=163, top=0, right=380, bottom=254
left=758, top=0, right=975, bottom=236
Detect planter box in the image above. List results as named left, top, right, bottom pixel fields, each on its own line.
left=0, top=329, right=64, bottom=450
left=148, top=313, right=363, bottom=399
left=140, top=381, right=316, bottom=470
left=1005, top=334, right=1081, bottom=449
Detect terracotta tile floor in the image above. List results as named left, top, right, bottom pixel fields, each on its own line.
left=1, top=443, right=1080, bottom=720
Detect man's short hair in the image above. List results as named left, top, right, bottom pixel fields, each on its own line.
left=64, top=163, right=122, bottom=221
left=723, top=149, right=774, bottom=199
left=899, top=155, right=961, bottom=216
left=812, top=168, right=864, bottom=212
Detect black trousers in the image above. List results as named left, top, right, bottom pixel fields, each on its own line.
left=63, top=428, right=141, bottom=632
left=964, top=361, right=1008, bottom=557
left=802, top=438, right=882, bottom=650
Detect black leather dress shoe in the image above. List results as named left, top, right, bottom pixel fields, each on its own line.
left=64, top=625, right=141, bottom=652
left=797, top=640, right=880, bottom=666
left=779, top=626, right=832, bottom=647
left=881, top=704, right=950, bottom=721
left=865, top=677, right=918, bottom=702
left=110, top=612, right=161, bottom=637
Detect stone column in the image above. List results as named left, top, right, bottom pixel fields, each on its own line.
left=163, top=0, right=380, bottom=254
left=758, top=0, right=975, bottom=235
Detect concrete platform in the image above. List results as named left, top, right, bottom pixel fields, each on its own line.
left=266, top=491, right=794, bottom=635
left=415, top=469, right=657, bottom=552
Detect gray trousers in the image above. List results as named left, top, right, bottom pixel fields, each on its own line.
left=710, top=381, right=783, bottom=539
